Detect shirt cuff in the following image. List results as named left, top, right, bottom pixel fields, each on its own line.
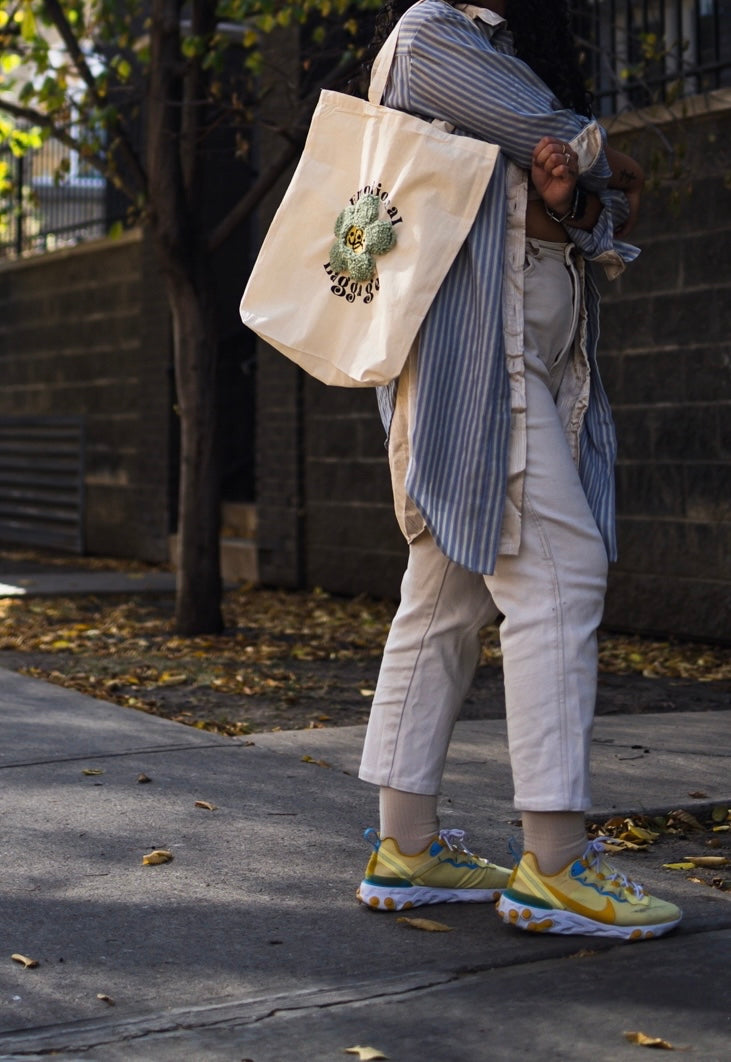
left=568, top=121, right=610, bottom=181
left=566, top=189, right=640, bottom=280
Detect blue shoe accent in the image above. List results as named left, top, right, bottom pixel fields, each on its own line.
left=363, top=827, right=381, bottom=851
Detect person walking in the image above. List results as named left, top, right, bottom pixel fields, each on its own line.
left=356, top=0, right=682, bottom=941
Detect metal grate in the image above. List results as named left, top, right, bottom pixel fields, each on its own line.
left=0, top=417, right=86, bottom=553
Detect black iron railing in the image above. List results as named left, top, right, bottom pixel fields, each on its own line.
left=1, top=1, right=729, bottom=259
left=0, top=135, right=116, bottom=259
left=576, top=0, right=731, bottom=115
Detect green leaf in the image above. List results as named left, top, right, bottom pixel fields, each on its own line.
left=21, top=6, right=37, bottom=42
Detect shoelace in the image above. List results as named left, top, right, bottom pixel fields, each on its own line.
left=438, top=828, right=474, bottom=854
left=584, top=837, right=644, bottom=898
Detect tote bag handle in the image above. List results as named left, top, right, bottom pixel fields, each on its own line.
left=368, top=2, right=454, bottom=132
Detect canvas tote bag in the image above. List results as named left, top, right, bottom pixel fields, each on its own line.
left=239, top=4, right=500, bottom=387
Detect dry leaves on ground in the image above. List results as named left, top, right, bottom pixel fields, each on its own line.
left=588, top=807, right=731, bottom=892
left=11, top=953, right=39, bottom=969
left=396, top=916, right=454, bottom=932
left=624, top=1030, right=678, bottom=1049
left=141, top=849, right=174, bottom=866
left=0, top=563, right=729, bottom=737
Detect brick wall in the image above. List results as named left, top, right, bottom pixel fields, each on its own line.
left=254, top=96, right=730, bottom=641
left=0, top=230, right=174, bottom=561
left=597, top=95, right=731, bottom=641
left=304, top=379, right=406, bottom=597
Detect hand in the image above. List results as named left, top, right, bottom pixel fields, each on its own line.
left=531, top=135, right=578, bottom=216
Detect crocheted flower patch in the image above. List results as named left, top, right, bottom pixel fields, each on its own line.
left=329, top=194, right=396, bottom=282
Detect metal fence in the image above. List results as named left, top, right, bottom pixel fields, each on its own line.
left=0, top=134, right=110, bottom=259
left=578, top=0, right=731, bottom=115
left=1, top=1, right=729, bottom=259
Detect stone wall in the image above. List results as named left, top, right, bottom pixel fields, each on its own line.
left=255, top=93, right=730, bottom=642
left=0, top=230, right=174, bottom=561
left=596, top=92, right=731, bottom=641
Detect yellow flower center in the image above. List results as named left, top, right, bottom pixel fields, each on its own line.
left=345, top=225, right=365, bottom=254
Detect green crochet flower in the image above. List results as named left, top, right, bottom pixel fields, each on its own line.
left=329, top=194, right=396, bottom=282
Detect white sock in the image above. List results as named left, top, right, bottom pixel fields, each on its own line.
left=379, top=787, right=439, bottom=855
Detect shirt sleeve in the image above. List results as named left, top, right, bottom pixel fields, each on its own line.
left=566, top=189, right=641, bottom=279
left=396, top=4, right=611, bottom=183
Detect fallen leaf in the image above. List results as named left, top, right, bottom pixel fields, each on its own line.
left=687, top=790, right=707, bottom=799
left=11, top=953, right=39, bottom=969
left=359, top=689, right=375, bottom=697
left=81, top=768, right=104, bottom=776
left=711, top=805, right=729, bottom=823
left=666, top=809, right=705, bottom=832
left=396, top=916, right=453, bottom=932
left=194, top=800, right=217, bottom=811
left=301, top=755, right=331, bottom=768
left=142, top=849, right=173, bottom=865
left=663, top=862, right=696, bottom=871
left=344, top=1047, right=388, bottom=1060
left=96, top=993, right=115, bottom=1005
left=158, top=671, right=188, bottom=686
left=623, top=1030, right=675, bottom=1049
left=624, top=823, right=659, bottom=843
left=137, top=773, right=151, bottom=784
left=681, top=855, right=729, bottom=868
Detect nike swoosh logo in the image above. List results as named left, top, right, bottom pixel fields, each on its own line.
left=564, top=895, right=616, bottom=923
left=543, top=882, right=617, bottom=924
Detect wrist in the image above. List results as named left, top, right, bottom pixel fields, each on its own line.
left=544, top=185, right=587, bottom=225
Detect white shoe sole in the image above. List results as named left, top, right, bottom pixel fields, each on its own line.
left=357, top=881, right=504, bottom=911
left=497, top=894, right=682, bottom=941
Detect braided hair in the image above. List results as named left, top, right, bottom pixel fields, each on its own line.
left=358, top=0, right=591, bottom=117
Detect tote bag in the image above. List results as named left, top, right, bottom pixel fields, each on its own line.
left=239, top=8, right=500, bottom=387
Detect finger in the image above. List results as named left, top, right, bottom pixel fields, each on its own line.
left=532, top=139, right=564, bottom=167
left=550, top=150, right=577, bottom=176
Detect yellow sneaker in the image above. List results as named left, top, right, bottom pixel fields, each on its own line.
left=356, top=827, right=511, bottom=911
left=497, top=839, right=682, bottom=941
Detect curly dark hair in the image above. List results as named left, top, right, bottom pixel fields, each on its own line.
left=357, top=0, right=591, bottom=117
left=506, top=0, right=592, bottom=116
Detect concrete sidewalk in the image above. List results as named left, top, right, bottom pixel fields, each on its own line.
left=0, top=571, right=177, bottom=598
left=1, top=664, right=729, bottom=1060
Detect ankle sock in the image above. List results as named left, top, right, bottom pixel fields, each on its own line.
left=521, top=810, right=587, bottom=876
left=379, top=788, right=439, bottom=855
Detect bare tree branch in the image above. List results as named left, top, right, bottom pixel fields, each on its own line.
left=207, top=134, right=301, bottom=252
left=207, top=54, right=362, bottom=252
left=42, top=0, right=104, bottom=106
left=41, top=0, right=148, bottom=198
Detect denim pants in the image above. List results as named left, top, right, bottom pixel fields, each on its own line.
left=359, top=241, right=609, bottom=811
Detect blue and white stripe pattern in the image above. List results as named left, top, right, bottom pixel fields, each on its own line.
left=377, top=1, right=633, bottom=572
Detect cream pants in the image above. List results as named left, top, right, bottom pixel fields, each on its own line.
left=359, top=241, right=609, bottom=811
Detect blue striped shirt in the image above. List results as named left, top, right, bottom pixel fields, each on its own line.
left=377, top=1, right=635, bottom=572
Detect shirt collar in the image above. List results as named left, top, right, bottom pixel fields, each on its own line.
left=455, top=4, right=507, bottom=34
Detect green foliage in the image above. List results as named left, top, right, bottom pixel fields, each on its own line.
left=0, top=0, right=378, bottom=212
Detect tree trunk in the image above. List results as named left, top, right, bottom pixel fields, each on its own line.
left=167, top=267, right=223, bottom=635
left=147, top=0, right=223, bottom=635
